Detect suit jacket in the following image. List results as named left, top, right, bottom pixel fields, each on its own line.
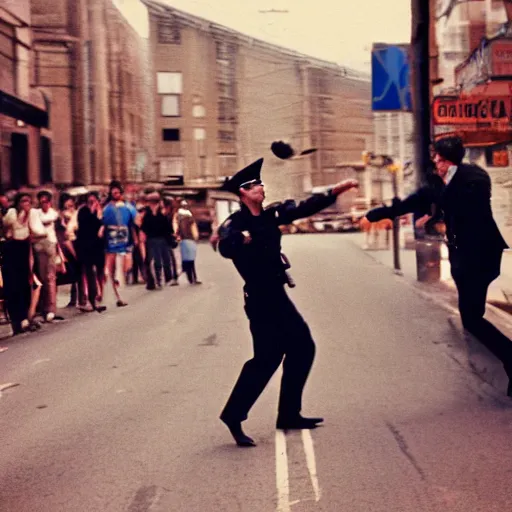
left=218, top=192, right=337, bottom=291
left=367, top=164, right=508, bottom=283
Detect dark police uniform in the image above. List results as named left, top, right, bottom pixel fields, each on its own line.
left=218, top=161, right=338, bottom=425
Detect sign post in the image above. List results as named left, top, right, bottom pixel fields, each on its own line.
left=371, top=44, right=411, bottom=275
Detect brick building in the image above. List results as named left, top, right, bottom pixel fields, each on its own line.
left=29, top=0, right=152, bottom=187
left=0, top=0, right=50, bottom=190
left=143, top=0, right=373, bottom=206
left=432, top=0, right=512, bottom=242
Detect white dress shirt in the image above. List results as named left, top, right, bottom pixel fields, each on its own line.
left=445, top=165, right=458, bottom=186
left=37, top=207, right=59, bottom=244
left=3, top=208, right=46, bottom=241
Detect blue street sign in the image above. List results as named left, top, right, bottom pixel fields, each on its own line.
left=371, top=44, right=412, bottom=112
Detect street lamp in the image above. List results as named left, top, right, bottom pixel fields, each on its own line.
left=363, top=151, right=403, bottom=275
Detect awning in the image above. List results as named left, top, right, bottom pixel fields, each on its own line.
left=462, top=81, right=512, bottom=97
left=434, top=129, right=512, bottom=147
left=0, top=90, right=49, bottom=128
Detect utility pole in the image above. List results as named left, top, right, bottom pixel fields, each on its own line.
left=410, top=0, right=442, bottom=283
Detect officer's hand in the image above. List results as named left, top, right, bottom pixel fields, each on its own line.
left=434, top=222, right=446, bottom=235
left=242, top=230, right=252, bottom=244
left=415, top=214, right=431, bottom=229
left=332, top=179, right=359, bottom=195
left=359, top=216, right=372, bottom=231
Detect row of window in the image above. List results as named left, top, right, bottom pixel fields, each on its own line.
left=161, top=129, right=236, bottom=143
left=156, top=72, right=236, bottom=122
left=158, top=154, right=238, bottom=180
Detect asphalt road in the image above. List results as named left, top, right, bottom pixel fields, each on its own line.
left=1, top=235, right=512, bottom=512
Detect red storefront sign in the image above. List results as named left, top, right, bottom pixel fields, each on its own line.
left=491, top=40, right=512, bottom=76
left=432, top=95, right=512, bottom=125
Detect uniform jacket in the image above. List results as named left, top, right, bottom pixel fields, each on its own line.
left=218, top=192, right=337, bottom=290
left=367, top=164, right=508, bottom=282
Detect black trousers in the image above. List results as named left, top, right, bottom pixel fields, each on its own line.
left=81, top=250, right=105, bottom=309
left=169, top=246, right=178, bottom=281
left=182, top=261, right=198, bottom=284
left=145, top=237, right=172, bottom=288
left=220, top=286, right=316, bottom=423
left=454, top=274, right=512, bottom=371
left=2, top=239, right=31, bottom=333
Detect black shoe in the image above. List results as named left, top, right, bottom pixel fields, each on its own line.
left=95, top=306, right=107, bottom=313
left=221, top=419, right=256, bottom=447
left=276, top=415, right=324, bottom=430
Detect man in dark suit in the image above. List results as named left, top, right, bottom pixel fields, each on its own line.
left=361, top=136, right=512, bottom=396
left=217, top=157, right=358, bottom=446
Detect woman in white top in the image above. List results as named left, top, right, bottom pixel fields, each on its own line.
left=2, top=193, right=46, bottom=334
left=35, top=191, right=61, bottom=322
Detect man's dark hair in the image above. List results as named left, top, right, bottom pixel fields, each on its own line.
left=434, top=136, right=465, bottom=165
left=86, top=191, right=100, bottom=201
left=109, top=180, right=123, bottom=193
left=37, top=190, right=52, bottom=202
left=14, top=192, right=31, bottom=210
left=58, top=193, right=74, bottom=211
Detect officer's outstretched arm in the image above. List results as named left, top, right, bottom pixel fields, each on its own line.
left=274, top=178, right=359, bottom=225
left=273, top=193, right=336, bottom=225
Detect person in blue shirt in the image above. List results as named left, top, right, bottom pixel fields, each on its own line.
left=102, top=181, right=137, bottom=307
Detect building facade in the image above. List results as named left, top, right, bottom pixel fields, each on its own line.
left=30, top=0, right=151, bottom=186
left=432, top=0, right=512, bottom=242
left=373, top=111, right=416, bottom=197
left=0, top=0, right=50, bottom=190
left=143, top=0, right=373, bottom=205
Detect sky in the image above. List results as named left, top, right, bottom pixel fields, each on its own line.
left=114, top=0, right=412, bottom=72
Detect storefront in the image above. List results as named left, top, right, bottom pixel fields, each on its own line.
left=432, top=35, right=512, bottom=240
left=0, top=88, right=50, bottom=190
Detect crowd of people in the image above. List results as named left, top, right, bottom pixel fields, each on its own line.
left=0, top=180, right=202, bottom=336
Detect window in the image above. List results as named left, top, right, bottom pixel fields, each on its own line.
left=192, top=105, right=205, bottom=118
left=485, top=147, right=509, bottom=167
left=157, top=72, right=182, bottom=94
left=218, top=99, right=236, bottom=122
left=158, top=21, right=181, bottom=44
left=162, top=95, right=180, bottom=117
left=218, top=130, right=235, bottom=142
left=218, top=155, right=237, bottom=174
left=157, top=72, right=182, bottom=118
left=216, top=41, right=236, bottom=61
left=162, top=129, right=180, bottom=141
left=194, top=128, right=206, bottom=141
left=160, top=157, right=184, bottom=179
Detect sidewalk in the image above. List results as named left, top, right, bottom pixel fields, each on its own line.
left=348, top=229, right=512, bottom=305
left=346, top=229, right=512, bottom=400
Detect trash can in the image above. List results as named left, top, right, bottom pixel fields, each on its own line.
left=415, top=235, right=442, bottom=283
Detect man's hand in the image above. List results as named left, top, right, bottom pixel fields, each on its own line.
left=242, top=231, right=252, bottom=244
left=209, top=232, right=219, bottom=251
left=331, top=179, right=359, bottom=196
left=415, top=214, right=431, bottom=229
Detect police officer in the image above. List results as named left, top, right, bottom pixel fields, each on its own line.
left=217, top=157, right=358, bottom=447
